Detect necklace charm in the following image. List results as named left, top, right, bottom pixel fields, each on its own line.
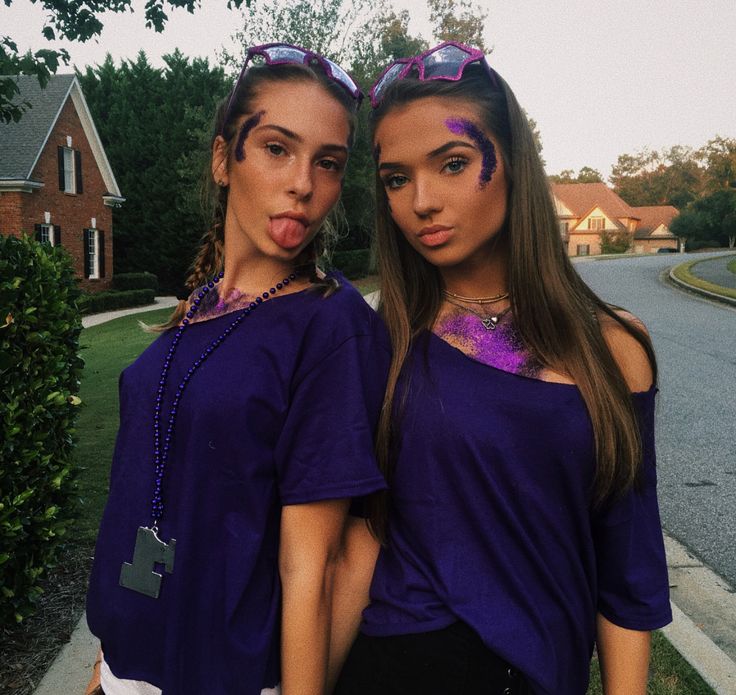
left=120, top=526, right=176, bottom=599
left=481, top=316, right=499, bottom=330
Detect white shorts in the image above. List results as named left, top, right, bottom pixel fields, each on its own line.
left=100, top=654, right=281, bottom=695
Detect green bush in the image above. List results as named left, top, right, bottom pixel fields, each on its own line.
left=79, top=288, right=155, bottom=315
left=0, top=235, right=83, bottom=623
left=600, top=230, right=632, bottom=254
left=112, top=271, right=159, bottom=292
left=330, top=248, right=372, bottom=280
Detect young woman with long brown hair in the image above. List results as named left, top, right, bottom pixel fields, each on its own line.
left=332, top=42, right=671, bottom=695
left=85, top=43, right=389, bottom=695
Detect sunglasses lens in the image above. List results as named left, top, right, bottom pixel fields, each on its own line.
left=373, top=63, right=406, bottom=104
left=261, top=45, right=308, bottom=64
left=422, top=44, right=473, bottom=77
left=325, top=58, right=359, bottom=95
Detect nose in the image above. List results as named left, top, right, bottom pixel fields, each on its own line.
left=412, top=176, right=442, bottom=217
left=287, top=159, right=313, bottom=202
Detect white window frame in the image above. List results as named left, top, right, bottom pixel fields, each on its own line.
left=587, top=216, right=604, bottom=231
left=87, top=228, right=100, bottom=279
left=62, top=147, right=76, bottom=193
left=40, top=224, right=55, bottom=246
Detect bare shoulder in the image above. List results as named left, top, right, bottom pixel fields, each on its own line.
left=598, top=309, right=654, bottom=393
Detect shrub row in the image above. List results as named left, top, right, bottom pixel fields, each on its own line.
left=112, top=271, right=159, bottom=292
left=79, top=288, right=156, bottom=315
left=0, top=235, right=83, bottom=623
left=330, top=248, right=372, bottom=280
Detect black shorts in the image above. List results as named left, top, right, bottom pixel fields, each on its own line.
left=334, top=621, right=531, bottom=695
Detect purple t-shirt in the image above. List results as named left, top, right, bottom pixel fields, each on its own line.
left=361, top=330, right=671, bottom=695
left=87, top=277, right=389, bottom=694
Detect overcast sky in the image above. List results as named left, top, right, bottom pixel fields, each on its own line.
left=4, top=0, right=735, bottom=179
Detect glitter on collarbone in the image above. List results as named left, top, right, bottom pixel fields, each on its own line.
left=435, top=310, right=543, bottom=379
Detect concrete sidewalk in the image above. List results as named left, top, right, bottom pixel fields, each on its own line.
left=81, top=296, right=180, bottom=328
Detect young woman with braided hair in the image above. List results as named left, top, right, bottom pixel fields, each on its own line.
left=331, top=43, right=671, bottom=695
left=85, top=44, right=389, bottom=695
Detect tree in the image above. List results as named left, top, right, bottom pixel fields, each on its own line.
left=697, top=136, right=736, bottom=191
left=427, top=0, right=488, bottom=52
left=599, top=230, right=632, bottom=254
left=1, top=0, right=245, bottom=123
left=78, top=50, right=229, bottom=291
left=669, top=210, right=708, bottom=250
left=549, top=167, right=603, bottom=184
left=610, top=146, right=705, bottom=208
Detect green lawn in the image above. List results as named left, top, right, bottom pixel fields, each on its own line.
left=73, top=299, right=714, bottom=695
left=728, top=256, right=736, bottom=276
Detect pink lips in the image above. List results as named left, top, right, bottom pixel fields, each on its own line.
left=417, top=225, right=452, bottom=247
left=269, top=213, right=309, bottom=250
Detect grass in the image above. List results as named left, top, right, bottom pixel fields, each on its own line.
left=728, top=256, right=736, bottom=276
left=671, top=257, right=736, bottom=301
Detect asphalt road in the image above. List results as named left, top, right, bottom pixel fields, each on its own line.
left=574, top=253, right=736, bottom=587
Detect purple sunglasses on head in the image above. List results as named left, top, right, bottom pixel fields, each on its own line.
left=369, top=41, right=499, bottom=109
left=223, top=42, right=363, bottom=127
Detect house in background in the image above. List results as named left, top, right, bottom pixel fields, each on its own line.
left=551, top=182, right=679, bottom=256
left=0, top=74, right=124, bottom=290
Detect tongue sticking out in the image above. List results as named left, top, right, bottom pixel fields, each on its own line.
left=269, top=217, right=308, bottom=250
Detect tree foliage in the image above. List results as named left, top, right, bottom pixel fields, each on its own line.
left=78, top=51, right=229, bottom=292
left=0, top=0, right=245, bottom=123
left=427, top=0, right=488, bottom=52
left=599, top=230, right=631, bottom=254
left=549, top=166, right=603, bottom=184
left=670, top=190, right=736, bottom=249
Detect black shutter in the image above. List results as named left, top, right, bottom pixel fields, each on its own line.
left=83, top=229, right=91, bottom=278
left=98, top=230, right=105, bottom=278
left=35, top=223, right=42, bottom=242
left=75, top=150, right=83, bottom=194
left=55, top=225, right=61, bottom=247
left=57, top=147, right=65, bottom=191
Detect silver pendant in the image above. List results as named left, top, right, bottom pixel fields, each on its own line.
left=481, top=316, right=499, bottom=330
left=120, top=526, right=176, bottom=598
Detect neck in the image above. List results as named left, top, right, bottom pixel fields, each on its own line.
left=439, top=245, right=509, bottom=299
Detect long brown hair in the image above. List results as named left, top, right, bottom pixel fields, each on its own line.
left=156, top=60, right=358, bottom=330
left=369, top=64, right=657, bottom=541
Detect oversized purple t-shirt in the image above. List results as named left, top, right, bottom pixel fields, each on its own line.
left=86, top=276, right=389, bottom=694
left=361, top=330, right=671, bottom=695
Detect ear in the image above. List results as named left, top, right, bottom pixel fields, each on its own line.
left=211, top=135, right=230, bottom=187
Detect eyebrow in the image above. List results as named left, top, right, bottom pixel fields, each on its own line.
left=256, top=124, right=349, bottom=156
left=378, top=140, right=477, bottom=171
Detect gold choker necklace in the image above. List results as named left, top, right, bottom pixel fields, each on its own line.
left=442, top=289, right=509, bottom=305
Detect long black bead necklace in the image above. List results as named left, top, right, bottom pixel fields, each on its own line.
left=119, top=270, right=297, bottom=598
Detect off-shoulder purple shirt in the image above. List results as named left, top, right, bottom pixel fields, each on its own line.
left=361, top=330, right=671, bottom=695
left=87, top=276, right=389, bottom=694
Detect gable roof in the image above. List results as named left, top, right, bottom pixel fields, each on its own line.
left=631, top=205, right=678, bottom=238
left=551, top=182, right=639, bottom=222
left=0, top=74, right=122, bottom=198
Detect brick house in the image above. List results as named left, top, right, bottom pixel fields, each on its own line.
left=0, top=74, right=124, bottom=290
left=551, top=182, right=679, bottom=256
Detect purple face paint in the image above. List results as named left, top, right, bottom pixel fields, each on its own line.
left=234, top=110, right=265, bottom=162
left=444, top=117, right=497, bottom=188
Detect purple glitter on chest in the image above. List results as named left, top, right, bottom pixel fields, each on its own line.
left=444, top=117, right=497, bottom=188
left=435, top=309, right=542, bottom=379
left=234, top=110, right=265, bottom=162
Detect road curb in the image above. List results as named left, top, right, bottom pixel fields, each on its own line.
left=668, top=267, right=736, bottom=307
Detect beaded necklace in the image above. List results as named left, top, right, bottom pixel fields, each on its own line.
left=119, top=270, right=297, bottom=598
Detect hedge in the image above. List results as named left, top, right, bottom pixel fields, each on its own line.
left=330, top=248, right=372, bottom=280
left=79, top=288, right=156, bottom=315
left=0, top=235, right=83, bottom=623
left=112, top=271, right=159, bottom=292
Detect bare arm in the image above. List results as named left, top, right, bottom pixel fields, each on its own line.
left=596, top=613, right=651, bottom=695
left=280, top=498, right=349, bottom=695
left=327, top=517, right=380, bottom=691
